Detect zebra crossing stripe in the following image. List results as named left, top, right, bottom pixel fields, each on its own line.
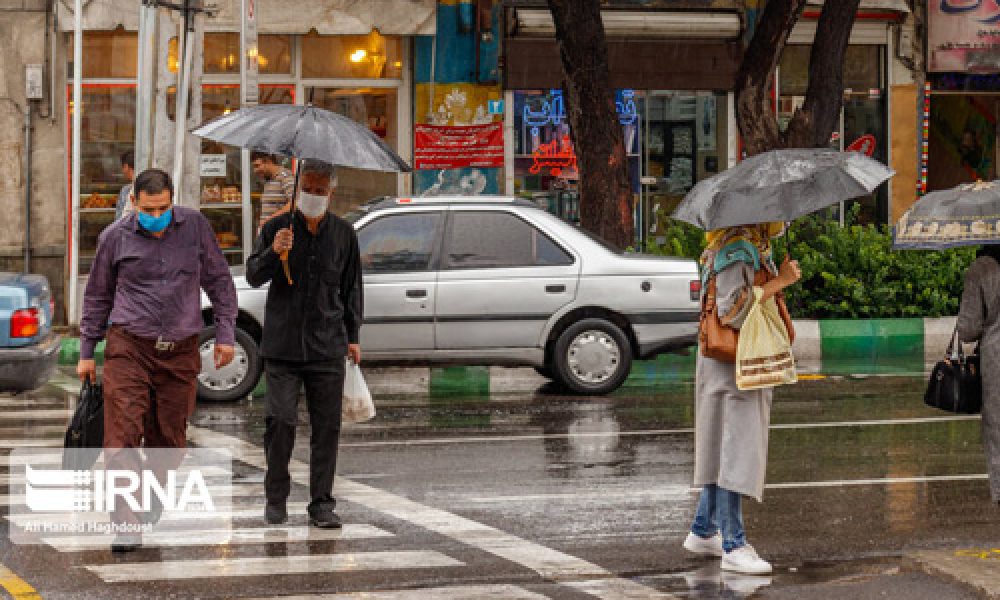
left=0, top=409, right=72, bottom=420
left=246, top=584, right=549, bottom=599
left=43, top=524, right=393, bottom=552
left=0, top=439, right=62, bottom=448
left=84, top=551, right=464, bottom=582
left=6, top=502, right=310, bottom=526
left=187, top=425, right=678, bottom=599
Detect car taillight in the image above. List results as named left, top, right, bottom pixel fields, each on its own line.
left=11, top=308, right=40, bottom=338
left=690, top=280, right=702, bottom=302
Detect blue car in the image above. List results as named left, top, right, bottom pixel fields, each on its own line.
left=0, top=273, right=60, bottom=393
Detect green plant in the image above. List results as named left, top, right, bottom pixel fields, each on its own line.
left=644, top=206, right=977, bottom=319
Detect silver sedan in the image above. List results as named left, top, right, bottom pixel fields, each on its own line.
left=198, top=197, right=700, bottom=400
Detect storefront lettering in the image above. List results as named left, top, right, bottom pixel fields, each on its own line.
left=523, top=89, right=638, bottom=138
left=529, top=135, right=578, bottom=177
left=940, top=0, right=1000, bottom=23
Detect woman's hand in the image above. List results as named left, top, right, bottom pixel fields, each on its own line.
left=777, top=256, right=801, bottom=287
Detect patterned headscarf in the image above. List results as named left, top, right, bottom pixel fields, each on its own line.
left=701, top=222, right=786, bottom=269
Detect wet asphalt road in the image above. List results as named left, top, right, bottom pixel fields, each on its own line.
left=0, top=367, right=995, bottom=599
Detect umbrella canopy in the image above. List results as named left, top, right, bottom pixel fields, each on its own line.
left=193, top=104, right=411, bottom=173
left=894, top=180, right=1000, bottom=250
left=672, top=149, right=894, bottom=230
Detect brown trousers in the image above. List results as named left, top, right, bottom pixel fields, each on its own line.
left=102, top=325, right=200, bottom=528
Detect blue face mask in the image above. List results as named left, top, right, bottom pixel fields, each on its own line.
left=138, top=208, right=172, bottom=233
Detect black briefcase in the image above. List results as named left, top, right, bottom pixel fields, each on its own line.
left=62, top=378, right=104, bottom=470
left=924, top=328, right=982, bottom=415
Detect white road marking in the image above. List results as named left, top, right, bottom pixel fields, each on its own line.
left=763, top=474, right=990, bottom=490
left=188, top=425, right=676, bottom=599
left=0, top=398, right=68, bottom=408
left=0, top=409, right=72, bottom=420
left=248, top=584, right=550, bottom=600
left=43, top=524, right=393, bottom=552
left=85, top=550, right=464, bottom=582
left=0, top=439, right=62, bottom=448
left=457, top=486, right=691, bottom=504
left=337, top=415, right=980, bottom=448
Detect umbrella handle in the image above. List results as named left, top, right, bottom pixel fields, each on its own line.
left=280, top=251, right=293, bottom=285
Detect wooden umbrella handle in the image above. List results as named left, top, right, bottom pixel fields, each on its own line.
left=280, top=250, right=293, bottom=285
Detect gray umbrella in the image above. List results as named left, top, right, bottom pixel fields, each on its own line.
left=894, top=180, right=1000, bottom=250
left=672, top=149, right=894, bottom=230
left=192, top=103, right=411, bottom=173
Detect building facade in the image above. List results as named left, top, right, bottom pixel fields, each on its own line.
left=0, top=0, right=923, bottom=324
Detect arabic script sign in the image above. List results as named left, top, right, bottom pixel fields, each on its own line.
left=414, top=123, right=504, bottom=170
left=529, top=135, right=577, bottom=177
left=930, top=0, right=1000, bottom=72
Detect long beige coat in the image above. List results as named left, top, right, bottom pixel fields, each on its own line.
left=694, top=260, right=772, bottom=502
left=957, top=255, right=1000, bottom=504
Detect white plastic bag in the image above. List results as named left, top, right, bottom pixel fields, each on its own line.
left=342, top=359, right=375, bottom=423
left=736, top=287, right=797, bottom=391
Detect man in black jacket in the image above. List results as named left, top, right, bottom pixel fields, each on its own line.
left=246, top=160, right=362, bottom=528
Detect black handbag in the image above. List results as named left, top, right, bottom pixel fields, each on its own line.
left=924, top=327, right=982, bottom=415
left=62, top=378, right=105, bottom=470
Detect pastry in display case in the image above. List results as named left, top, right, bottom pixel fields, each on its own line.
left=215, top=231, right=240, bottom=249
left=201, top=184, right=222, bottom=204
left=222, top=186, right=241, bottom=203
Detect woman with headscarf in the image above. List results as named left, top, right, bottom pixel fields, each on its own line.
left=957, top=244, right=1000, bottom=505
left=682, top=223, right=801, bottom=575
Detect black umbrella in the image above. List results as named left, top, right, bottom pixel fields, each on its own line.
left=672, top=149, right=894, bottom=230
left=194, top=104, right=412, bottom=284
left=62, top=378, right=103, bottom=470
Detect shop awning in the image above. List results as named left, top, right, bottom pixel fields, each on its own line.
left=511, top=8, right=742, bottom=39
left=59, top=0, right=437, bottom=35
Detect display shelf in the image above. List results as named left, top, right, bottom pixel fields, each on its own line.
left=200, top=203, right=243, bottom=209
left=81, top=208, right=117, bottom=213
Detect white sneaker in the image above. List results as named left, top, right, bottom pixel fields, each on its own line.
left=683, top=532, right=724, bottom=557
left=721, top=544, right=772, bottom=575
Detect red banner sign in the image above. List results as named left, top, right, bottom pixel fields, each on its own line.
left=414, top=123, right=504, bottom=170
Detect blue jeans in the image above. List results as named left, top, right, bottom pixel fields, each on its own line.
left=690, top=484, right=746, bottom=552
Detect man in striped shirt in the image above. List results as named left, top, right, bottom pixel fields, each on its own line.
left=252, top=152, right=295, bottom=231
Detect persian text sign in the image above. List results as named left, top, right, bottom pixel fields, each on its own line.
left=930, top=0, right=1000, bottom=72
left=414, top=123, right=504, bottom=170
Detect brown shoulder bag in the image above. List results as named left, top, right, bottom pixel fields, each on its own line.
left=699, top=269, right=795, bottom=363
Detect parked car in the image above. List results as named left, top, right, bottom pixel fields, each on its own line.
left=198, top=196, right=701, bottom=401
left=0, top=273, right=60, bottom=393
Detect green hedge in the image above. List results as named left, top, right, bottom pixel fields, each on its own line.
left=642, top=206, right=976, bottom=319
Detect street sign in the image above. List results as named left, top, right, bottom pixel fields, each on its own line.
left=488, top=99, right=504, bottom=115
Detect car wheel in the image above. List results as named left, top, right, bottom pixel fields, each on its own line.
left=553, top=318, right=632, bottom=395
left=197, top=326, right=263, bottom=402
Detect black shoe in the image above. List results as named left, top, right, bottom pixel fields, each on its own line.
left=265, top=503, right=288, bottom=525
left=110, top=534, right=142, bottom=554
left=308, top=507, right=342, bottom=529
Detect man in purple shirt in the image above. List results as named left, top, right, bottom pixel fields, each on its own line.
left=77, top=168, right=237, bottom=553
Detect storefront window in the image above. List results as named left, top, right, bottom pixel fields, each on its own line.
left=928, top=94, right=999, bottom=192
left=301, top=31, right=403, bottom=79
left=308, top=87, right=398, bottom=215
left=73, top=86, right=136, bottom=273
left=68, top=30, right=137, bottom=79
left=203, top=33, right=292, bottom=75
left=778, top=44, right=888, bottom=223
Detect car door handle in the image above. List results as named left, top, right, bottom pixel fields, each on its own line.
left=406, top=289, right=428, bottom=299
left=545, top=284, right=566, bottom=294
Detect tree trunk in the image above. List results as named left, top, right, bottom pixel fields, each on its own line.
left=784, top=0, right=863, bottom=148
left=735, top=0, right=861, bottom=155
left=735, top=0, right=808, bottom=156
left=547, top=0, right=633, bottom=249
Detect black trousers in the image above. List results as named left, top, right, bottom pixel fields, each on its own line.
left=263, top=358, right=345, bottom=510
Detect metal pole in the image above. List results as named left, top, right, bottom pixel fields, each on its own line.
left=172, top=0, right=194, bottom=197
left=68, top=0, right=83, bottom=324
left=24, top=103, right=32, bottom=274
left=135, top=1, right=157, bottom=173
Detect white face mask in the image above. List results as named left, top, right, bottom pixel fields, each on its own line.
left=297, top=191, right=329, bottom=218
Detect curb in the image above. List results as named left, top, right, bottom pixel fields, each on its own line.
left=904, top=549, right=1000, bottom=599
left=57, top=317, right=954, bottom=392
